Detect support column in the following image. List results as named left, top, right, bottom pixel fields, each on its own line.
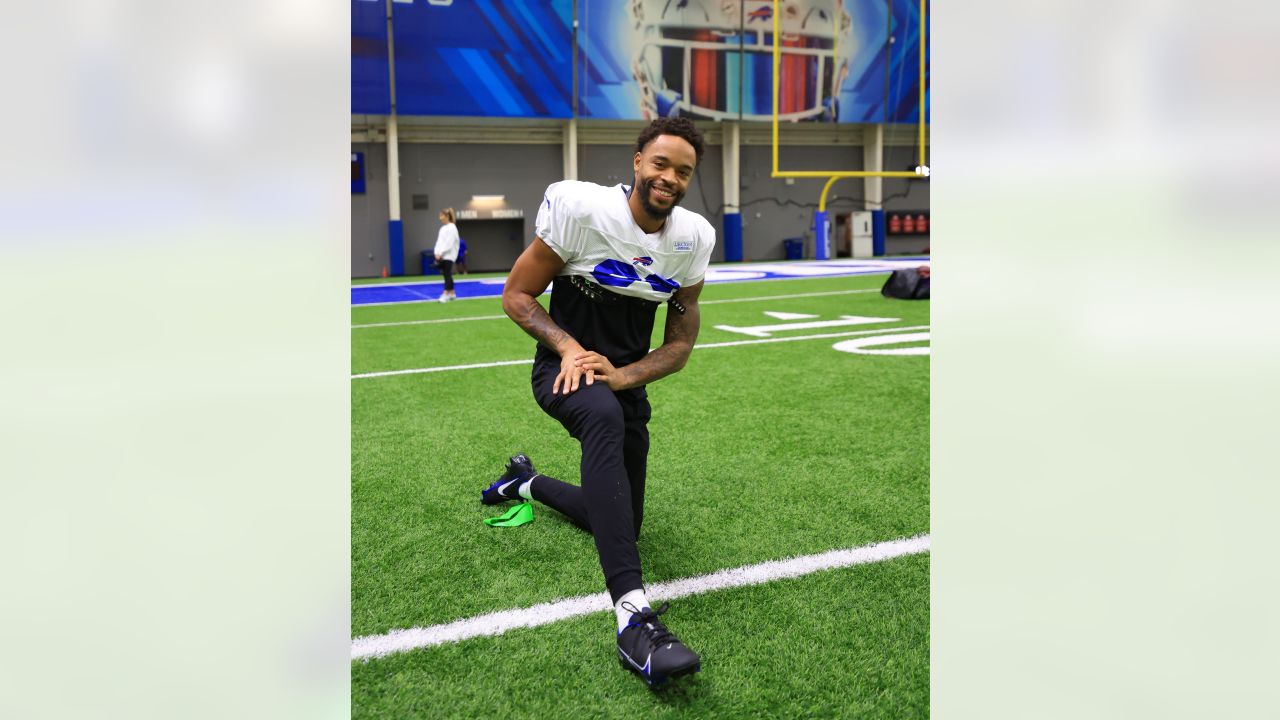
left=563, top=118, right=578, bottom=181
left=813, top=209, right=831, bottom=260
left=721, top=121, right=742, bottom=262
left=384, top=0, right=404, bottom=276
left=864, top=124, right=886, bottom=257
left=386, top=114, right=403, bottom=276
left=863, top=123, right=884, bottom=211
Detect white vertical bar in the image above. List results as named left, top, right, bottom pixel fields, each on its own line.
left=385, top=0, right=401, bottom=222
left=863, top=123, right=883, bottom=211
left=723, top=121, right=740, bottom=212
left=563, top=118, right=577, bottom=181
left=386, top=115, right=401, bottom=222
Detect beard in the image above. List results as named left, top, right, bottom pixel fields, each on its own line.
left=636, top=175, right=684, bottom=220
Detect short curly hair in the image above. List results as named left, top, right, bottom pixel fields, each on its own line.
left=634, top=117, right=705, bottom=165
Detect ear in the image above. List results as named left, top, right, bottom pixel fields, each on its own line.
left=633, top=151, right=642, bottom=173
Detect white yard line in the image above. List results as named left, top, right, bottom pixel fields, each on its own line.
left=693, top=325, right=930, bottom=350
left=352, top=295, right=496, bottom=308
left=351, top=359, right=534, bottom=379
left=352, top=289, right=883, bottom=330
left=352, top=314, right=508, bottom=329
left=714, top=314, right=900, bottom=338
left=350, top=325, right=929, bottom=379
left=352, top=534, right=929, bottom=661
left=698, top=288, right=879, bottom=305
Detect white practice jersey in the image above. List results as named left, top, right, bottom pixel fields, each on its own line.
left=535, top=180, right=716, bottom=302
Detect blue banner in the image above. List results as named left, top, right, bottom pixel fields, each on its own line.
left=390, top=0, right=573, bottom=118
left=578, top=0, right=928, bottom=124
left=350, top=1, right=927, bottom=124
left=352, top=0, right=390, bottom=114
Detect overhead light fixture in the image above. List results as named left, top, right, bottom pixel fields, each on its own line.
left=471, top=194, right=505, bottom=203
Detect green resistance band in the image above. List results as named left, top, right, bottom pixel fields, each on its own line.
left=484, top=501, right=533, bottom=528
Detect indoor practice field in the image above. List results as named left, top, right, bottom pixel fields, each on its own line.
left=351, top=266, right=930, bottom=718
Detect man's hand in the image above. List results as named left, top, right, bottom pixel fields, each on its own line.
left=573, top=351, right=623, bottom=391
left=554, top=351, right=593, bottom=395
left=504, top=237, right=592, bottom=395
left=579, top=281, right=702, bottom=391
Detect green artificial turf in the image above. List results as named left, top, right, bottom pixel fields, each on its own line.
left=352, top=273, right=929, bottom=717
left=351, top=554, right=929, bottom=720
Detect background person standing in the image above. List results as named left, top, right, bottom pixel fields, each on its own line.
left=433, top=208, right=460, bottom=302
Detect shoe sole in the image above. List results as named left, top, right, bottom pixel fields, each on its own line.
left=618, top=650, right=701, bottom=688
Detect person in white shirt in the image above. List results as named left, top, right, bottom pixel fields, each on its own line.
left=482, top=118, right=714, bottom=688
left=433, top=208, right=460, bottom=302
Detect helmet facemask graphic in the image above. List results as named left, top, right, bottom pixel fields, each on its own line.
left=629, top=0, right=853, bottom=122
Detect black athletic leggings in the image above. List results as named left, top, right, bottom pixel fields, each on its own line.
left=530, top=359, right=650, bottom=603
left=439, top=260, right=455, bottom=291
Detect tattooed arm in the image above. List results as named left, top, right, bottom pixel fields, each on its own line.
left=574, top=280, right=703, bottom=391
left=502, top=237, right=590, bottom=394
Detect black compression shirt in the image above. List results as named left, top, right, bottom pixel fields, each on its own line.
left=533, top=275, right=659, bottom=370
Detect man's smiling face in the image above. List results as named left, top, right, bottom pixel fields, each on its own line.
left=632, top=133, right=697, bottom=221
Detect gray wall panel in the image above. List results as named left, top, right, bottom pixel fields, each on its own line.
left=739, top=144, right=864, bottom=260
left=455, top=219, right=525, bottom=273
left=578, top=143, right=727, bottom=264
left=352, top=132, right=930, bottom=276
left=396, top=143, right=562, bottom=274
left=882, top=146, right=932, bottom=255
left=352, top=143, right=390, bottom=277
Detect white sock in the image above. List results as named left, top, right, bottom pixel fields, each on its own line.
left=615, top=589, right=650, bottom=633
left=517, top=475, right=537, bottom=500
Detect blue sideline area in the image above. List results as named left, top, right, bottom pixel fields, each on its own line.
left=351, top=258, right=930, bottom=306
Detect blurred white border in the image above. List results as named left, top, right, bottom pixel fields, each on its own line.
left=0, top=1, right=350, bottom=717
left=935, top=1, right=1280, bottom=718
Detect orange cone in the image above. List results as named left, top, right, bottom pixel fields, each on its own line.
left=381, top=266, right=388, bottom=278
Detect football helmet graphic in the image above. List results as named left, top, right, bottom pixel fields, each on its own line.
left=629, top=0, right=853, bottom=122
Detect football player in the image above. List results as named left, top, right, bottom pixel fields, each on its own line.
left=487, top=117, right=714, bottom=687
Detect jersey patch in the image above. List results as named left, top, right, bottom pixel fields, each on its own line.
left=673, top=240, right=694, bottom=252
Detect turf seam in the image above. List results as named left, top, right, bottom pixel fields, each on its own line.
left=351, top=534, right=929, bottom=661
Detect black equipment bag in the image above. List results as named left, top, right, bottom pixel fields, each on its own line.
left=880, top=268, right=930, bottom=300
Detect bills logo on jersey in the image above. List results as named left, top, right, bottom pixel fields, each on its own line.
left=632, top=256, right=654, bottom=266
left=592, top=259, right=681, bottom=295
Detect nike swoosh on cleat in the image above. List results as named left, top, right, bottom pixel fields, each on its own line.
left=496, top=478, right=520, bottom=497
left=619, top=647, right=643, bottom=672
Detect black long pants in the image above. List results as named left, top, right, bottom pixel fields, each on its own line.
left=439, top=260, right=455, bottom=291
left=530, top=359, right=651, bottom=603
